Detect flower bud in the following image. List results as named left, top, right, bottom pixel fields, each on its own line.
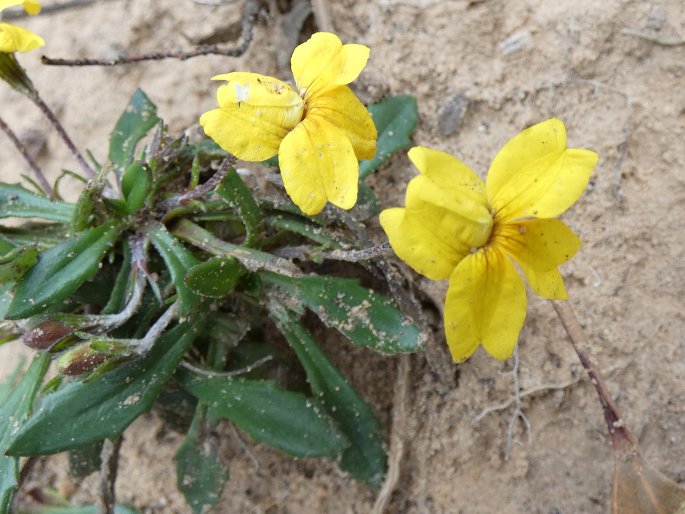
left=56, top=345, right=107, bottom=376
left=23, top=320, right=74, bottom=350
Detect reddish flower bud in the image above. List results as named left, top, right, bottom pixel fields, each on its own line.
left=23, top=320, right=74, bottom=350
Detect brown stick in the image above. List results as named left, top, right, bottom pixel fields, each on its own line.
left=552, top=300, right=637, bottom=452
left=41, top=0, right=258, bottom=67
left=0, top=115, right=55, bottom=198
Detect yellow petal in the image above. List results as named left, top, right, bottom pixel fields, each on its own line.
left=307, top=85, right=376, bottom=160
left=0, top=0, right=39, bottom=13
left=408, top=146, right=487, bottom=205
left=406, top=176, right=492, bottom=251
left=22, top=0, right=40, bottom=14
left=200, top=72, right=304, bottom=162
left=444, top=247, right=526, bottom=362
left=493, top=219, right=581, bottom=299
left=0, top=23, right=44, bottom=53
left=279, top=115, right=357, bottom=215
left=291, top=32, right=369, bottom=98
left=486, top=118, right=598, bottom=223
left=380, top=207, right=462, bottom=281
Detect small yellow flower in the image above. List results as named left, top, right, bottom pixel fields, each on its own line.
left=0, top=0, right=44, bottom=54
left=380, top=119, right=598, bottom=363
left=200, top=32, right=376, bottom=215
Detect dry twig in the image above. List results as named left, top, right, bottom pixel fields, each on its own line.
left=621, top=28, right=685, bottom=47
left=41, top=0, right=259, bottom=66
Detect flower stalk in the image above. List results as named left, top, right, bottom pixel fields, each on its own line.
left=0, top=112, right=54, bottom=198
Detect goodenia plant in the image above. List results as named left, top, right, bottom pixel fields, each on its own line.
left=0, top=23, right=423, bottom=513
left=1, top=5, right=683, bottom=512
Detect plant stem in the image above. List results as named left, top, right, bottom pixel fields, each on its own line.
left=552, top=300, right=637, bottom=452
left=158, top=155, right=236, bottom=212
left=0, top=114, right=55, bottom=198
left=28, top=90, right=95, bottom=179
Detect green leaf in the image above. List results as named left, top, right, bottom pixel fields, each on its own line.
left=272, top=309, right=387, bottom=487
left=215, top=169, right=263, bottom=246
left=108, top=89, right=159, bottom=171
left=359, top=95, right=418, bottom=179
left=0, top=245, right=38, bottom=283
left=0, top=183, right=74, bottom=223
left=185, top=257, right=243, bottom=298
left=262, top=272, right=425, bottom=355
left=0, top=236, right=15, bottom=255
left=0, top=283, right=12, bottom=319
left=181, top=373, right=349, bottom=457
left=6, top=223, right=120, bottom=319
left=147, top=222, right=201, bottom=316
left=101, top=240, right=131, bottom=315
left=0, top=353, right=49, bottom=513
left=174, top=406, right=228, bottom=514
left=121, top=162, right=152, bottom=213
left=7, top=319, right=206, bottom=456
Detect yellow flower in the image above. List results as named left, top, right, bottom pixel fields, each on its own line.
left=200, top=32, right=376, bottom=215
left=0, top=0, right=44, bottom=53
left=380, top=119, right=598, bottom=363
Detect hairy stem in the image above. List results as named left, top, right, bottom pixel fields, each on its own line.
left=28, top=91, right=95, bottom=179
left=0, top=115, right=54, bottom=198
left=552, top=300, right=637, bottom=452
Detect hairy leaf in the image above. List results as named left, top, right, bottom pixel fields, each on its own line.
left=181, top=372, right=349, bottom=457
left=215, top=169, right=263, bottom=246
left=0, top=183, right=74, bottom=223
left=0, top=353, right=49, bottom=513
left=0, top=245, right=38, bottom=283
left=262, top=272, right=425, bottom=354
left=7, top=223, right=120, bottom=319
left=147, top=223, right=201, bottom=316
left=272, top=308, right=386, bottom=487
left=185, top=257, right=243, bottom=298
left=174, top=406, right=228, bottom=514
left=109, top=89, right=159, bottom=171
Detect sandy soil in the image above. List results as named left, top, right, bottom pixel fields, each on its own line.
left=1, top=0, right=684, bottom=512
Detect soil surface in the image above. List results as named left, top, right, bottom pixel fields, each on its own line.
left=1, top=0, right=684, bottom=513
